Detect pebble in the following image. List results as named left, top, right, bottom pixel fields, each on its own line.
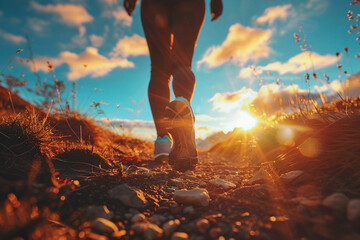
left=209, top=178, right=236, bottom=190
left=108, top=184, right=148, bottom=209
left=323, top=193, right=349, bottom=214
left=171, top=232, right=189, bottom=240
left=84, top=205, right=114, bottom=221
left=347, top=199, right=360, bottom=222
left=149, top=214, right=167, bottom=226
left=293, top=197, right=322, bottom=209
left=131, top=222, right=164, bottom=240
left=91, top=218, right=119, bottom=234
left=170, top=178, right=185, bottom=187
left=196, top=218, right=210, bottom=234
left=112, top=230, right=127, bottom=238
left=247, top=168, right=272, bottom=185
left=131, top=213, right=146, bottom=223
left=163, top=219, right=181, bottom=233
left=280, top=170, right=304, bottom=184
left=209, top=227, right=222, bottom=239
left=183, top=206, right=195, bottom=215
left=174, top=188, right=210, bottom=207
left=136, top=167, right=153, bottom=177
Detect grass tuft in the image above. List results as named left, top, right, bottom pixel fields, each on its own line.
left=0, top=113, right=56, bottom=185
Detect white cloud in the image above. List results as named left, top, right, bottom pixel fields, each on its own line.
left=196, top=114, right=222, bottom=122
left=111, top=34, right=148, bottom=57
left=31, top=1, right=93, bottom=26
left=33, top=47, right=134, bottom=80
left=255, top=4, right=292, bottom=25
left=209, top=87, right=258, bottom=112
left=208, top=74, right=360, bottom=118
left=0, top=29, right=26, bottom=44
left=90, top=34, right=104, bottom=47
left=239, top=51, right=338, bottom=78
left=112, top=6, right=132, bottom=26
left=96, top=118, right=156, bottom=140
left=71, top=26, right=87, bottom=47
left=306, top=0, right=328, bottom=11
left=197, top=23, right=272, bottom=68
left=0, top=10, right=3, bottom=17
left=27, top=18, right=49, bottom=32
left=101, top=0, right=118, bottom=6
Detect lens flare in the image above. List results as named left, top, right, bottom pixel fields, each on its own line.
left=223, top=111, right=258, bottom=132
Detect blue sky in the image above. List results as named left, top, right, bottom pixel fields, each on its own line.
left=1, top=0, right=360, bottom=139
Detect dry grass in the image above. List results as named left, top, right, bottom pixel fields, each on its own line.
left=274, top=113, right=360, bottom=197
left=0, top=113, right=56, bottom=185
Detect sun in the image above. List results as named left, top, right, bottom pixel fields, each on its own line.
left=223, top=111, right=259, bottom=132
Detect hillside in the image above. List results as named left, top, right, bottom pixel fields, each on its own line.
left=1, top=88, right=360, bottom=240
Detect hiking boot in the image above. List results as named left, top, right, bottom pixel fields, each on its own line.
left=164, top=97, right=198, bottom=171
left=154, top=135, right=172, bottom=163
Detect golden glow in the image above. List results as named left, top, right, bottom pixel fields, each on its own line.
left=276, top=126, right=295, bottom=146
left=298, top=137, right=322, bottom=157
left=223, top=111, right=258, bottom=132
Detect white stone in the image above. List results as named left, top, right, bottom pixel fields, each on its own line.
left=84, top=205, right=114, bottom=221
left=171, top=232, right=189, bottom=240
left=174, top=188, right=210, bottom=207
left=108, top=184, right=148, bottom=209
left=131, top=213, right=146, bottom=223
left=163, top=219, right=180, bottom=233
left=196, top=218, right=210, bottom=234
left=247, top=168, right=272, bottom=185
left=280, top=170, right=304, bottom=183
left=323, top=193, right=349, bottom=213
left=209, top=178, right=236, bottom=190
left=131, top=222, right=163, bottom=240
left=91, top=218, right=119, bottom=234
left=347, top=199, right=360, bottom=222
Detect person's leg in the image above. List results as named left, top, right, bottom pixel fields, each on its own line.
left=171, top=0, right=205, bottom=103
left=141, top=0, right=172, bottom=137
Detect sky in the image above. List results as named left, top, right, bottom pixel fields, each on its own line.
left=1, top=0, right=360, bottom=140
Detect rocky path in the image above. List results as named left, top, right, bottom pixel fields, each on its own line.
left=55, top=153, right=360, bottom=240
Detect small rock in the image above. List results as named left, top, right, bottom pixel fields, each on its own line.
left=183, top=206, right=195, bottom=215
left=131, top=213, right=146, bottom=223
left=184, top=170, right=195, bottom=176
left=171, top=232, right=189, bottom=240
left=149, top=214, right=167, bottom=226
left=174, top=188, right=210, bottom=207
left=247, top=168, right=272, bottom=185
left=323, top=193, right=349, bottom=214
left=209, top=178, right=236, bottom=190
left=108, top=184, right=148, bottom=209
left=198, top=181, right=207, bottom=188
left=293, top=197, right=321, bottom=209
left=84, top=205, right=114, bottom=221
left=280, top=170, right=304, bottom=184
left=348, top=199, right=360, bottom=222
left=170, top=203, right=183, bottom=215
left=170, top=178, right=184, bottom=186
left=196, top=218, right=210, bottom=234
left=91, top=218, right=119, bottom=234
left=209, top=227, right=222, bottom=239
left=131, top=222, right=163, bottom=240
left=163, top=219, right=180, bottom=233
left=136, top=167, right=153, bottom=177
left=112, top=230, right=127, bottom=238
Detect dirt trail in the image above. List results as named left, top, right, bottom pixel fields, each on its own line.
left=55, top=151, right=359, bottom=240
